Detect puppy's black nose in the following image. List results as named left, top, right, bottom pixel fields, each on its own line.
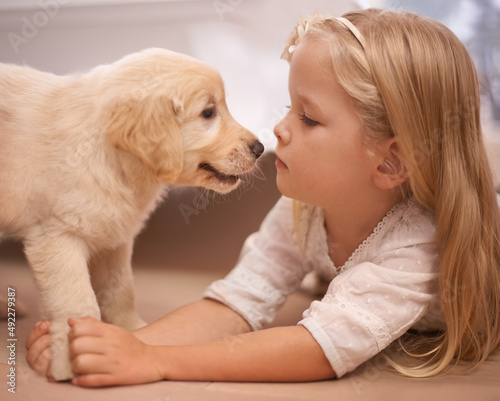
left=250, top=141, right=264, bottom=159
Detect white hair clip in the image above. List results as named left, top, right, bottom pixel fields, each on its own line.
left=288, top=21, right=310, bottom=54
left=335, top=17, right=366, bottom=49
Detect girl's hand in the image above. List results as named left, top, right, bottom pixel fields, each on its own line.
left=68, top=317, right=164, bottom=387
left=25, top=321, right=53, bottom=379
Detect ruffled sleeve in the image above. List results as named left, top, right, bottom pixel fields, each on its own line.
left=298, top=201, right=440, bottom=377
left=204, top=196, right=313, bottom=330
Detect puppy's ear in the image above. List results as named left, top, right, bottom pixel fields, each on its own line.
left=105, top=95, right=183, bottom=182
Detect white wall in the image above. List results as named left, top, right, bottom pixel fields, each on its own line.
left=0, top=0, right=359, bottom=150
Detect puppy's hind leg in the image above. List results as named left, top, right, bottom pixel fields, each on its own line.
left=24, top=229, right=100, bottom=381
left=90, top=240, right=146, bottom=330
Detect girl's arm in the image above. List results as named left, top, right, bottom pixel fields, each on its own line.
left=68, top=317, right=335, bottom=387
left=157, top=325, right=335, bottom=382
left=133, top=298, right=252, bottom=345
left=26, top=299, right=251, bottom=377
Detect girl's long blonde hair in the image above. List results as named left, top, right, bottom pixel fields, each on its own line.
left=283, top=9, right=500, bottom=377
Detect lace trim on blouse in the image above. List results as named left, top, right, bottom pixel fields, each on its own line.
left=334, top=201, right=404, bottom=272
left=300, top=199, right=410, bottom=274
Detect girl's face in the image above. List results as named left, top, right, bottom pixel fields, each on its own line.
left=274, top=38, right=378, bottom=209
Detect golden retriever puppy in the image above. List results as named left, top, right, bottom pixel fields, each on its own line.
left=0, top=48, right=264, bottom=380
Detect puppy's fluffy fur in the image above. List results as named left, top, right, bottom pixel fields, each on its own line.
left=0, top=48, right=263, bottom=380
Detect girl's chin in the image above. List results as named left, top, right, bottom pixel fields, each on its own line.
left=275, top=176, right=293, bottom=198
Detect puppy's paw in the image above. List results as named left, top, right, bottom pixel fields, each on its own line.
left=51, top=357, right=73, bottom=381
left=49, top=324, right=73, bottom=381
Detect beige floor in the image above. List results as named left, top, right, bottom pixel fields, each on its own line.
left=1, top=260, right=500, bottom=401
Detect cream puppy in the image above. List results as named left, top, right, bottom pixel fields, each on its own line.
left=0, top=48, right=264, bottom=380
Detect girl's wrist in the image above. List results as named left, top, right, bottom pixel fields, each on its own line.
left=151, top=345, right=192, bottom=381
left=153, top=344, right=208, bottom=381
left=146, top=344, right=170, bottom=381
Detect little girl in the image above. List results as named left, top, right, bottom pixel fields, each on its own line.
left=26, top=9, right=500, bottom=386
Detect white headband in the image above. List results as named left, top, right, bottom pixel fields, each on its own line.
left=335, top=17, right=366, bottom=49
left=288, top=16, right=366, bottom=54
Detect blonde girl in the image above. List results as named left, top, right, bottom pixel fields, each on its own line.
left=26, top=9, right=500, bottom=385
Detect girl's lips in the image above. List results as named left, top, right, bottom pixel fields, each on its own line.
left=275, top=154, right=288, bottom=170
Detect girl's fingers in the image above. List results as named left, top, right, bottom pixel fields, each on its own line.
left=69, top=336, right=107, bottom=359
left=25, top=321, right=50, bottom=350
left=27, top=339, right=52, bottom=375
left=25, top=322, right=52, bottom=375
left=68, top=317, right=104, bottom=340
left=71, top=353, right=112, bottom=375
left=35, top=347, right=53, bottom=379
left=26, top=331, right=51, bottom=367
left=72, top=373, right=116, bottom=388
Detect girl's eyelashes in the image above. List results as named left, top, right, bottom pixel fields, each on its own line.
left=285, top=105, right=319, bottom=127
left=300, top=113, right=319, bottom=127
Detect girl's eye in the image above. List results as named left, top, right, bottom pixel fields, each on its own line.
left=300, top=113, right=319, bottom=127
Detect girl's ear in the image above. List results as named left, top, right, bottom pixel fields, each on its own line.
left=372, top=139, right=408, bottom=190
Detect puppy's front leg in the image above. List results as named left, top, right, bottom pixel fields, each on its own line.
left=24, top=231, right=100, bottom=381
left=90, top=241, right=146, bottom=330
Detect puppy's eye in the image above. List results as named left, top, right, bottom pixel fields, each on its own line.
left=201, top=107, right=215, bottom=119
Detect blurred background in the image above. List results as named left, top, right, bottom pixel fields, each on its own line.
left=0, top=0, right=499, bottom=274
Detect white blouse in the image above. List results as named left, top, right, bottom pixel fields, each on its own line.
left=204, top=196, right=444, bottom=377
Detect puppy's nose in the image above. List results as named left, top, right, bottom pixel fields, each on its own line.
left=250, top=141, right=264, bottom=159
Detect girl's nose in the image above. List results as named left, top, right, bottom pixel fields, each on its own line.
left=274, top=116, right=290, bottom=144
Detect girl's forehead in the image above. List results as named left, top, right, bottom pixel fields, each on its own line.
left=290, top=38, right=336, bottom=83
left=292, top=37, right=332, bottom=64
left=289, top=39, right=339, bottom=90
left=289, top=39, right=356, bottom=115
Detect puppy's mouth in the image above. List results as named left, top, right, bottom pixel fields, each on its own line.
left=198, top=162, right=239, bottom=186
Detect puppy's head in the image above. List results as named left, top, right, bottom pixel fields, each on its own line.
left=102, top=48, right=263, bottom=192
